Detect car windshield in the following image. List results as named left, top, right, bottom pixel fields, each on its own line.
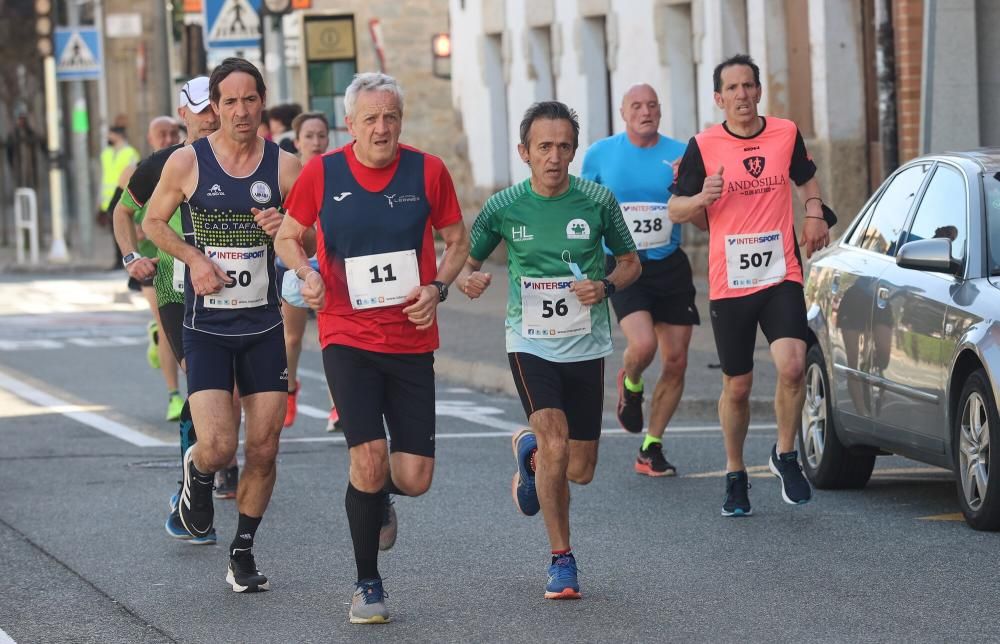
left=987, top=173, right=1000, bottom=275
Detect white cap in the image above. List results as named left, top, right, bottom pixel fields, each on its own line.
left=179, top=76, right=211, bottom=113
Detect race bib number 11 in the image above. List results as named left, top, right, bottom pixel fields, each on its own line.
left=345, top=249, right=420, bottom=310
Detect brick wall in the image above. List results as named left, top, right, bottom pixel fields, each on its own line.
left=893, top=0, right=923, bottom=163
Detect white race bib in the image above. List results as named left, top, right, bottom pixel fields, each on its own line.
left=345, top=249, right=420, bottom=310
left=172, top=257, right=186, bottom=293
left=621, top=202, right=672, bottom=250
left=521, top=276, right=591, bottom=338
left=203, top=245, right=269, bottom=309
left=725, top=230, right=787, bottom=289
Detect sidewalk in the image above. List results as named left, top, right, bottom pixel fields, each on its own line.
left=436, top=255, right=778, bottom=420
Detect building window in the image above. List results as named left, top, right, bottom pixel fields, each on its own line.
left=580, top=16, right=612, bottom=142
left=529, top=26, right=555, bottom=101
left=303, top=15, right=357, bottom=147
left=484, top=33, right=510, bottom=186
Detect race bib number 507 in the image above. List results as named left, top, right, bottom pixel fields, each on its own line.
left=724, top=230, right=786, bottom=289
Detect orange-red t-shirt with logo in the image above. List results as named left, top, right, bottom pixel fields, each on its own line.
left=671, top=117, right=816, bottom=300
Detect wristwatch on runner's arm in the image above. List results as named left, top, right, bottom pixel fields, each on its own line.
left=600, top=278, right=616, bottom=299
left=430, top=280, right=448, bottom=302
left=122, top=252, right=141, bottom=267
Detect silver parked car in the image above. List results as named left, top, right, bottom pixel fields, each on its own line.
left=802, top=149, right=1000, bottom=530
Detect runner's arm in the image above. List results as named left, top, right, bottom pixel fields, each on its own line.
left=112, top=198, right=157, bottom=280
left=274, top=215, right=312, bottom=276
left=795, top=176, right=830, bottom=258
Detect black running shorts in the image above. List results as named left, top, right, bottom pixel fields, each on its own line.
left=508, top=352, right=604, bottom=441
left=322, top=344, right=436, bottom=457
left=605, top=250, right=700, bottom=326
left=158, top=302, right=185, bottom=365
left=708, top=280, right=808, bottom=377
left=184, top=324, right=288, bottom=395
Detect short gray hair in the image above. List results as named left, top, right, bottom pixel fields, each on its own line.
left=344, top=72, right=405, bottom=118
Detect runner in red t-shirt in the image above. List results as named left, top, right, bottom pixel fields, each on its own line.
left=669, top=54, right=836, bottom=517
left=275, top=72, right=469, bottom=624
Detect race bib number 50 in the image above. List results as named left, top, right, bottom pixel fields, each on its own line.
left=724, top=230, right=786, bottom=289
left=345, top=249, right=420, bottom=310
left=521, top=276, right=591, bottom=338
left=204, top=245, right=269, bottom=309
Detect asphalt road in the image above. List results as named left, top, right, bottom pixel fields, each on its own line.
left=0, top=273, right=998, bottom=643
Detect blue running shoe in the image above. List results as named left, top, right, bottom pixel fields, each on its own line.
left=349, top=578, right=390, bottom=624
left=164, top=507, right=217, bottom=545
left=511, top=429, right=539, bottom=516
left=545, top=554, right=581, bottom=599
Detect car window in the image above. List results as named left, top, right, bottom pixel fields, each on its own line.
left=904, top=165, right=967, bottom=265
left=844, top=199, right=876, bottom=247
left=986, top=173, right=1000, bottom=276
left=858, top=164, right=929, bottom=255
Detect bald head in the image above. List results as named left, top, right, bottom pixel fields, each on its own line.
left=620, top=83, right=661, bottom=146
left=147, top=116, right=180, bottom=151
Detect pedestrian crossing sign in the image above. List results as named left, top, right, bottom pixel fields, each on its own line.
left=204, top=0, right=263, bottom=49
left=55, top=27, right=103, bottom=81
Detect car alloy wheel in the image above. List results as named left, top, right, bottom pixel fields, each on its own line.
left=959, top=389, right=991, bottom=512
left=801, top=362, right=827, bottom=470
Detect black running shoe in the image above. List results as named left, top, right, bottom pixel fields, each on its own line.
left=722, top=470, right=752, bottom=517
left=227, top=548, right=270, bottom=593
left=616, top=368, right=644, bottom=433
left=768, top=444, right=813, bottom=505
left=178, top=445, right=215, bottom=537
left=634, top=442, right=677, bottom=477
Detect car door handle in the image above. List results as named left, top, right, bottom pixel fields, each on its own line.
left=877, top=286, right=890, bottom=308
left=831, top=272, right=841, bottom=294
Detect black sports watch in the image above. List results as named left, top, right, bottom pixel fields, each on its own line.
left=430, top=280, right=448, bottom=302
left=122, top=252, right=141, bottom=267
left=601, top=278, right=616, bottom=299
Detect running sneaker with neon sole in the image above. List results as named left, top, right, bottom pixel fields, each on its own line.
left=226, top=548, right=270, bottom=593
left=349, top=578, right=390, bottom=624
left=379, top=495, right=397, bottom=551
left=283, top=380, right=301, bottom=428
left=146, top=320, right=160, bottom=369
left=616, top=369, right=644, bottom=433
left=213, top=464, right=239, bottom=499
left=166, top=393, right=184, bottom=422
left=721, top=470, right=752, bottom=517
left=768, top=444, right=813, bottom=505
left=179, top=445, right=215, bottom=537
left=545, top=554, right=581, bottom=599
left=164, top=507, right=218, bottom=544
left=634, top=442, right=677, bottom=477
left=511, top=429, right=539, bottom=516
left=326, top=406, right=342, bottom=433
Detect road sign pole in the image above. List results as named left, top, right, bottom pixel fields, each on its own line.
left=94, top=0, right=109, bottom=148
left=43, top=55, right=69, bottom=263
left=67, top=0, right=94, bottom=259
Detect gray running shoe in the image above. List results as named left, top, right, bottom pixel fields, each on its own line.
left=349, top=578, right=390, bottom=624
left=213, top=464, right=238, bottom=499
left=378, top=495, right=397, bottom=551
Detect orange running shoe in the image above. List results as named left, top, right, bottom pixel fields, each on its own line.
left=283, top=380, right=300, bottom=427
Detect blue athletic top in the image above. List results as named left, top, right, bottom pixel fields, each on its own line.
left=581, top=132, right=687, bottom=261
left=182, top=137, right=283, bottom=336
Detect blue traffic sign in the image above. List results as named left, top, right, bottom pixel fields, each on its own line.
left=204, top=0, right=262, bottom=50
left=55, top=27, right=103, bottom=81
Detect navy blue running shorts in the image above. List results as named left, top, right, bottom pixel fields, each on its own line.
left=322, top=344, right=436, bottom=457
left=708, top=280, right=808, bottom=377
left=184, top=324, right=288, bottom=395
left=508, top=352, right=604, bottom=441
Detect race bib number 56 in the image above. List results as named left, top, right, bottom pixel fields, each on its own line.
left=521, top=276, right=591, bottom=338
left=724, top=230, right=786, bottom=289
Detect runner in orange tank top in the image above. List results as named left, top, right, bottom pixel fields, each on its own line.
left=668, top=54, right=837, bottom=517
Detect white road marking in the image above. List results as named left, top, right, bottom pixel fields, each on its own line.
left=297, top=367, right=326, bottom=383
left=296, top=403, right=329, bottom=420
left=0, top=337, right=145, bottom=351
left=0, top=627, right=16, bottom=643
left=0, top=370, right=168, bottom=447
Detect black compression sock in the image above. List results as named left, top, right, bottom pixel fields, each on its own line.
left=230, top=513, right=262, bottom=555
left=345, top=483, right=384, bottom=582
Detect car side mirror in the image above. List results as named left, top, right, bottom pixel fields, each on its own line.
left=896, top=238, right=961, bottom=275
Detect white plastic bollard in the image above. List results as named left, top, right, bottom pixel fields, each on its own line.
left=14, top=187, right=40, bottom=265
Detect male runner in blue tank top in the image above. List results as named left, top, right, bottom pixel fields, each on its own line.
left=582, top=83, right=697, bottom=477
left=144, top=58, right=302, bottom=594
